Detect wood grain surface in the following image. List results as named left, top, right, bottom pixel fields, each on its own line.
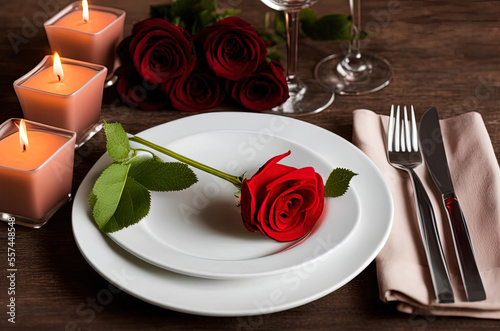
left=0, top=0, right=499, bottom=329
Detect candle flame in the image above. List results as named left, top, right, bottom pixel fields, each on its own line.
left=82, top=0, right=89, bottom=22
left=19, top=119, right=29, bottom=152
left=53, top=52, right=64, bottom=81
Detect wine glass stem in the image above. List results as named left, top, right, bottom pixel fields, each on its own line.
left=348, top=0, right=362, bottom=58
left=285, top=11, right=299, bottom=85
left=340, top=0, right=368, bottom=75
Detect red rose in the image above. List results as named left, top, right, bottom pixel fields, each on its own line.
left=168, top=66, right=226, bottom=112
left=240, top=151, right=325, bottom=242
left=193, top=17, right=267, bottom=80
left=228, top=59, right=289, bottom=111
left=115, top=67, right=168, bottom=111
left=129, top=18, right=196, bottom=84
left=116, top=36, right=134, bottom=73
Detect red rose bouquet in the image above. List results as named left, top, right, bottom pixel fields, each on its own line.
left=90, top=123, right=356, bottom=242
left=115, top=17, right=289, bottom=112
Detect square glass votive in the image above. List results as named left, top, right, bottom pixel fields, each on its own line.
left=0, top=119, right=76, bottom=228
left=13, top=55, right=107, bottom=148
left=44, top=1, right=125, bottom=81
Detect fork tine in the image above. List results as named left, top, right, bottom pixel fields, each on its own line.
left=411, top=105, right=418, bottom=151
left=388, top=105, right=395, bottom=152
left=401, top=119, right=406, bottom=152
left=395, top=105, right=400, bottom=152
left=404, top=106, right=411, bottom=152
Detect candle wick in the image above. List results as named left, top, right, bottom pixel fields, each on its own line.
left=22, top=144, right=27, bottom=153
left=84, top=18, right=88, bottom=23
left=57, top=74, right=61, bottom=81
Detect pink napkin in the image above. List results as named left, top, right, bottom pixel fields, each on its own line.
left=352, top=109, right=500, bottom=319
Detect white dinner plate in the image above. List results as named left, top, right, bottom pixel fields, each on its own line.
left=72, top=112, right=393, bottom=316
left=105, top=113, right=362, bottom=279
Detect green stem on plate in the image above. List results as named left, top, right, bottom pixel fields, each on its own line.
left=129, top=136, right=243, bottom=189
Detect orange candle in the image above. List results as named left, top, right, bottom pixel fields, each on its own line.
left=0, top=131, right=68, bottom=170
left=13, top=55, right=107, bottom=147
left=44, top=1, right=125, bottom=76
left=0, top=119, right=76, bottom=228
left=53, top=10, right=117, bottom=34
left=21, top=63, right=98, bottom=96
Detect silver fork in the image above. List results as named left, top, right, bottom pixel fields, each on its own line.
left=387, top=105, right=455, bottom=304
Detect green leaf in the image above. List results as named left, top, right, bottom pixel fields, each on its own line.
left=100, top=177, right=151, bottom=233
left=300, top=11, right=352, bottom=41
left=298, top=8, right=318, bottom=25
left=357, top=29, right=369, bottom=40
left=200, top=0, right=216, bottom=11
left=266, top=50, right=284, bottom=63
left=89, top=191, right=97, bottom=209
left=171, top=0, right=199, bottom=18
left=171, top=0, right=201, bottom=29
left=104, top=122, right=131, bottom=162
left=324, top=168, right=358, bottom=198
left=150, top=4, right=172, bottom=20
left=129, top=158, right=198, bottom=192
left=275, top=11, right=286, bottom=36
left=197, top=9, right=217, bottom=29
left=173, top=16, right=185, bottom=28
left=90, top=163, right=130, bottom=228
left=220, top=8, right=241, bottom=18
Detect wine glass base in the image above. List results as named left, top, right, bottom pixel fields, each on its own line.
left=272, top=78, right=335, bottom=115
left=314, top=53, right=393, bottom=95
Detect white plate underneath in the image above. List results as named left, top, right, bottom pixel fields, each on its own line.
left=72, top=112, right=393, bottom=316
left=105, top=115, right=362, bottom=279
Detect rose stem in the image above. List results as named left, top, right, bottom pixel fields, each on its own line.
left=129, top=136, right=243, bottom=189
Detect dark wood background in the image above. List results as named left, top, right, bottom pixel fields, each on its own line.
left=1, top=0, right=499, bottom=329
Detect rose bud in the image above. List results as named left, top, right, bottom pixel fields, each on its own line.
left=240, top=151, right=325, bottom=242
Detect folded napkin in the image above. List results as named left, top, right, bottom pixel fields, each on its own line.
left=353, top=109, right=500, bottom=319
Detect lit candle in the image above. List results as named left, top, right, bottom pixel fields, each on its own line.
left=0, top=119, right=76, bottom=228
left=0, top=120, right=67, bottom=170
left=82, top=0, right=89, bottom=22
left=44, top=1, right=126, bottom=78
left=22, top=52, right=97, bottom=95
left=13, top=54, right=107, bottom=147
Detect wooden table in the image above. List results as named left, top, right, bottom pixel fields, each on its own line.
left=1, top=0, right=499, bottom=329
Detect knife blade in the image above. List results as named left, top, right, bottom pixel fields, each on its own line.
left=419, top=107, right=486, bottom=302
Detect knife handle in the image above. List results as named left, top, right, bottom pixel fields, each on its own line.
left=443, top=194, right=486, bottom=301
left=408, top=168, right=454, bottom=303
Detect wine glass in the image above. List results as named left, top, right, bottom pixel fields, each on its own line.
left=261, top=0, right=335, bottom=115
left=314, top=0, right=393, bottom=95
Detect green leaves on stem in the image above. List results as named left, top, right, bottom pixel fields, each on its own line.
left=89, top=122, right=197, bottom=233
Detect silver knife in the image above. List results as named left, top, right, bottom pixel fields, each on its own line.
left=419, top=107, right=486, bottom=302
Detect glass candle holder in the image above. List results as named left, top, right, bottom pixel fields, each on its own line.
left=0, top=119, right=76, bottom=228
left=13, top=55, right=107, bottom=148
left=44, top=1, right=125, bottom=84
